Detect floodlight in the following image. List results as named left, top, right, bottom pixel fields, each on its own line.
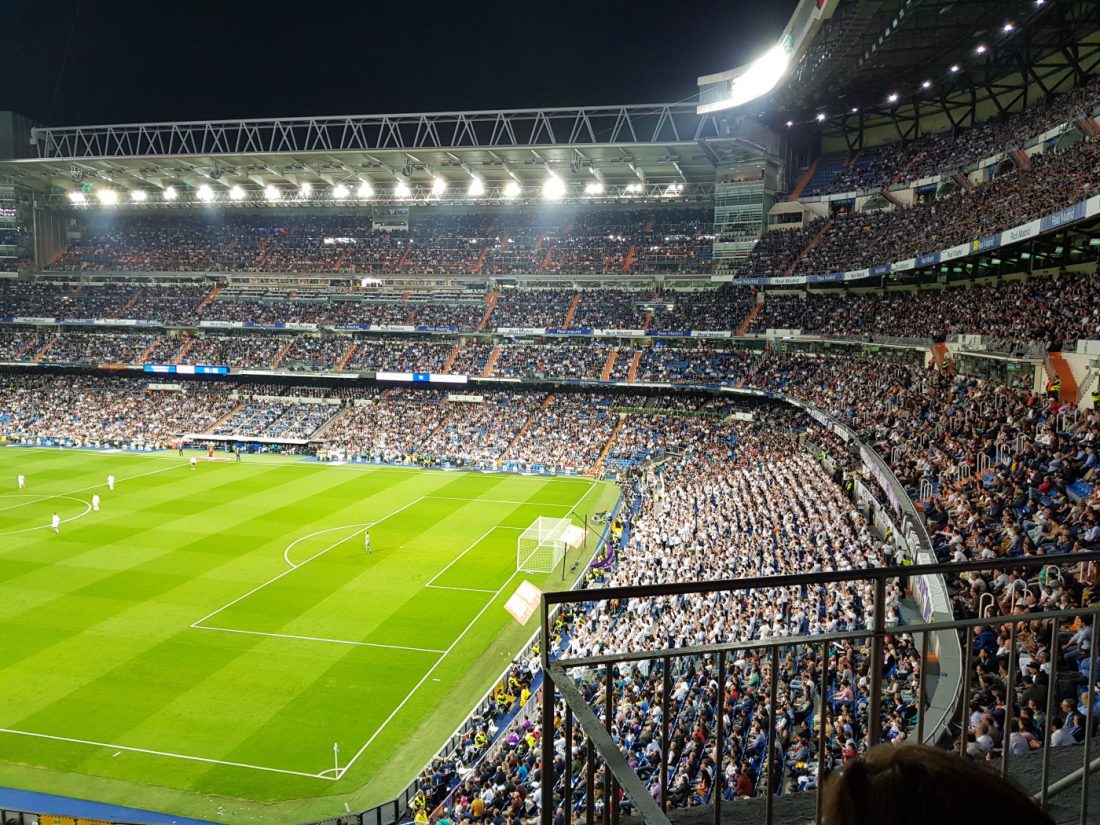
left=975, top=44, right=987, bottom=54
left=130, top=189, right=148, bottom=203
left=395, top=180, right=411, bottom=199
left=887, top=93, right=899, bottom=103
left=503, top=180, right=521, bottom=200
left=68, top=191, right=86, bottom=204
left=815, top=113, right=827, bottom=122
left=431, top=177, right=447, bottom=196
left=332, top=183, right=350, bottom=199
left=264, top=184, right=280, bottom=201
left=196, top=184, right=215, bottom=203
left=950, top=64, right=961, bottom=73
left=922, top=80, right=932, bottom=89
left=785, top=120, right=793, bottom=127
left=584, top=181, right=604, bottom=196
left=1003, top=22, right=1015, bottom=32
left=163, top=186, right=178, bottom=201
left=542, top=175, right=565, bottom=200
left=298, top=182, right=312, bottom=198
left=356, top=180, right=374, bottom=199
left=467, top=177, right=485, bottom=197
left=724, top=43, right=790, bottom=108
left=851, top=107, right=859, bottom=113
left=229, top=185, right=246, bottom=201
left=97, top=189, right=119, bottom=205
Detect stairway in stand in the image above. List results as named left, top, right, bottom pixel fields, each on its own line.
left=736, top=301, right=763, bottom=337
left=592, top=416, right=625, bottom=476
left=335, top=342, right=358, bottom=372
left=626, top=351, right=642, bottom=383
left=783, top=219, right=833, bottom=277
left=476, top=292, right=500, bottom=332
left=600, top=350, right=618, bottom=381
left=271, top=339, right=296, bottom=369
left=1048, top=352, right=1079, bottom=404
left=442, top=343, right=462, bottom=374
left=562, top=292, right=581, bottom=328
left=481, top=346, right=501, bottom=377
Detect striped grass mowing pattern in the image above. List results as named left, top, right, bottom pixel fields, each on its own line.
left=0, top=447, right=616, bottom=824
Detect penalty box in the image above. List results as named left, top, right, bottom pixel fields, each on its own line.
left=192, top=494, right=574, bottom=653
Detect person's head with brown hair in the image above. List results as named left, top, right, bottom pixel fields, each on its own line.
left=822, top=743, right=1053, bottom=825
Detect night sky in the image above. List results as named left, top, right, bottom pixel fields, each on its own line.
left=2, top=0, right=798, bottom=126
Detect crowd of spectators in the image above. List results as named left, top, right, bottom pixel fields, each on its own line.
left=0, top=375, right=236, bottom=448
left=793, top=138, right=1100, bottom=276
left=752, top=271, right=1100, bottom=344
left=812, top=77, right=1100, bottom=196
left=45, top=208, right=714, bottom=277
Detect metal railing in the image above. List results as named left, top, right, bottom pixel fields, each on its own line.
left=537, top=552, right=1100, bottom=825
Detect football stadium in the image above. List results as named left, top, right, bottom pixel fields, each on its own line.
left=2, top=0, right=1100, bottom=823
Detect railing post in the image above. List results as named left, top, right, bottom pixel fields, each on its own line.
left=541, top=599, right=555, bottom=825
left=565, top=702, right=573, bottom=825
left=1080, top=606, right=1099, bottom=825
left=1001, top=620, right=1017, bottom=779
left=816, top=639, right=830, bottom=825
left=661, top=655, right=671, bottom=815
left=586, top=737, right=595, bottom=825
left=714, top=649, right=726, bottom=825
left=765, top=645, right=780, bottom=825
left=869, top=576, right=887, bottom=747
left=604, top=664, right=613, bottom=825
left=958, top=627, right=973, bottom=757
left=917, top=629, right=929, bottom=744
left=1041, top=619, right=1059, bottom=811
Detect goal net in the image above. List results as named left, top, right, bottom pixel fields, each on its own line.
left=517, top=517, right=573, bottom=574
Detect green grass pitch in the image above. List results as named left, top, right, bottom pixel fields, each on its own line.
left=0, top=447, right=618, bottom=824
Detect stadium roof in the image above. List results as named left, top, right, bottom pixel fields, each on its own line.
left=769, top=0, right=1100, bottom=132
left=0, top=104, right=779, bottom=206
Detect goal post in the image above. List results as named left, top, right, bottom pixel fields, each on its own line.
left=517, top=516, right=572, bottom=574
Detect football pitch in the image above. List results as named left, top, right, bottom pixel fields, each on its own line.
left=0, top=446, right=618, bottom=824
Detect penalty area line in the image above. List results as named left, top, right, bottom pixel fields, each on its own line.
left=0, top=726, right=336, bottom=780
left=193, top=625, right=445, bottom=654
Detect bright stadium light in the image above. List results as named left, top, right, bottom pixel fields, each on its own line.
left=785, top=120, right=793, bottom=127
left=163, top=186, right=178, bottom=201
left=332, top=183, right=350, bottom=199
left=502, top=180, right=521, bottom=200
left=922, top=80, right=933, bottom=89
left=298, top=182, right=312, bottom=199
left=356, top=180, right=374, bottom=199
left=1003, top=22, right=1015, bottom=32
left=584, top=181, right=604, bottom=196
left=97, top=189, right=119, bottom=205
left=816, top=113, right=827, bottom=122
left=264, top=184, right=280, bottom=201
left=431, top=177, right=447, bottom=196
left=229, top=185, right=246, bottom=201
left=975, top=44, right=987, bottom=54
left=394, top=180, right=411, bottom=199
left=851, top=107, right=859, bottom=113
left=68, top=191, right=86, bottom=204
left=542, top=174, right=565, bottom=200
left=467, top=177, right=485, bottom=198
left=196, top=184, right=215, bottom=203
left=130, top=189, right=148, bottom=203
left=887, top=93, right=899, bottom=103
left=950, top=64, right=961, bottom=73
left=720, top=43, right=790, bottom=110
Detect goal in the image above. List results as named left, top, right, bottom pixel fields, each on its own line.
left=517, top=517, right=572, bottom=574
